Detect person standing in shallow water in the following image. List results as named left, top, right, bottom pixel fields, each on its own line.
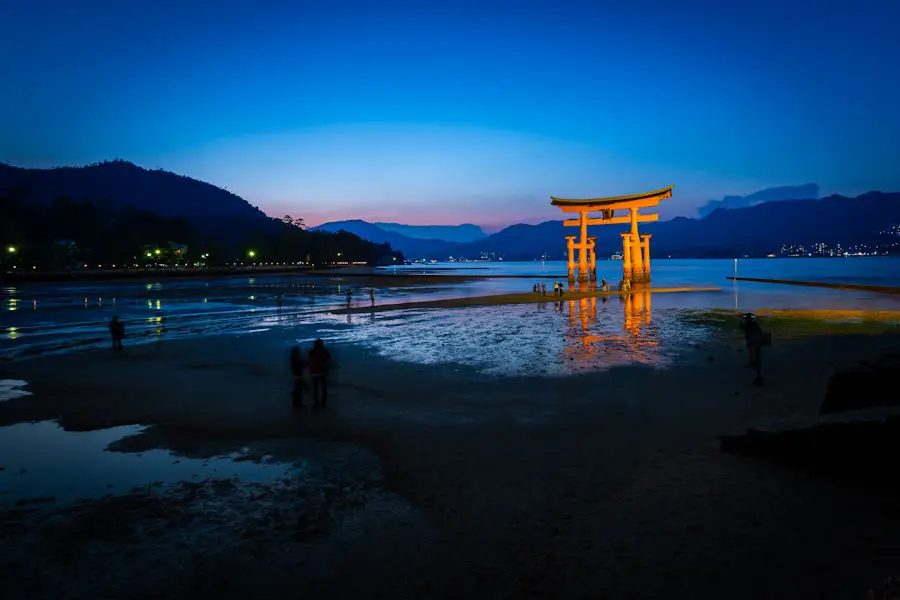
left=308, top=338, right=332, bottom=408
left=109, top=316, right=125, bottom=352
left=290, top=345, right=306, bottom=408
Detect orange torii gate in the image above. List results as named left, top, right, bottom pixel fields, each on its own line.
left=550, top=185, right=673, bottom=283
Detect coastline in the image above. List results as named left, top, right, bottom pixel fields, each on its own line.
left=3, top=319, right=900, bottom=598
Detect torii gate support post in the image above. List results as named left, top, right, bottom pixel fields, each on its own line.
left=566, top=236, right=576, bottom=281
left=588, top=237, right=597, bottom=282
left=641, top=234, right=652, bottom=281
left=629, top=209, right=645, bottom=283
left=578, top=211, right=589, bottom=282
left=621, top=233, right=632, bottom=282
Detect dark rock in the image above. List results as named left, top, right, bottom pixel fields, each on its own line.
left=820, top=354, right=900, bottom=414
left=720, top=418, right=900, bottom=492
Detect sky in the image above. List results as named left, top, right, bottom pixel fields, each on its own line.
left=2, top=0, right=899, bottom=230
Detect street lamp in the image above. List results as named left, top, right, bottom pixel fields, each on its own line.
left=248, top=250, right=256, bottom=258
left=154, top=249, right=161, bottom=255
left=7, top=246, right=16, bottom=254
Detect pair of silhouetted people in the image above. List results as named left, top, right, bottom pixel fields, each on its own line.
left=290, top=339, right=332, bottom=409
left=109, top=316, right=125, bottom=352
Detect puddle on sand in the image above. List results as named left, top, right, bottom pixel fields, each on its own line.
left=306, top=293, right=716, bottom=377
left=0, top=421, right=294, bottom=508
left=0, top=380, right=32, bottom=403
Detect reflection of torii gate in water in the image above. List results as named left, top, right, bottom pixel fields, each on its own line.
left=550, top=185, right=674, bottom=284
left=562, top=291, right=656, bottom=366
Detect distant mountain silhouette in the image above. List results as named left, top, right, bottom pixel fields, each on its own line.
left=312, top=219, right=458, bottom=257
left=453, top=191, right=899, bottom=260
left=696, top=184, right=819, bottom=218
left=373, top=222, right=486, bottom=242
left=312, top=190, right=900, bottom=260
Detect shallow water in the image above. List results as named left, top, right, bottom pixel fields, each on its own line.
left=302, top=291, right=718, bottom=377
left=0, top=379, right=32, bottom=403
left=0, top=421, right=294, bottom=507
left=3, top=258, right=899, bottom=363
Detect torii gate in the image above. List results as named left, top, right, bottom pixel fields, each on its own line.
left=550, top=185, right=673, bottom=283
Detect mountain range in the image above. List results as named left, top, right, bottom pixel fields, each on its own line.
left=2, top=161, right=897, bottom=260
left=696, top=184, right=820, bottom=218
left=316, top=191, right=900, bottom=260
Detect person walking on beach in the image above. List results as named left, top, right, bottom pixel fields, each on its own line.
left=601, top=278, right=608, bottom=292
left=369, top=288, right=375, bottom=306
left=290, top=345, right=306, bottom=408
left=553, top=281, right=559, bottom=296
left=740, top=313, right=767, bottom=386
left=346, top=289, right=352, bottom=305
left=309, top=338, right=332, bottom=408
left=109, top=316, right=125, bottom=352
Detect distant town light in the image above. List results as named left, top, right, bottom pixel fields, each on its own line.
left=154, top=249, right=162, bottom=255
left=7, top=246, right=16, bottom=253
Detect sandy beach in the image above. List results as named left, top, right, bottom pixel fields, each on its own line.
left=3, top=305, right=900, bottom=599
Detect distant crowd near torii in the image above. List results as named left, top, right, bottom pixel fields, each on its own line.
left=550, top=185, right=674, bottom=285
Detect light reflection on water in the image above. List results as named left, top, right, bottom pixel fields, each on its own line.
left=303, top=291, right=714, bottom=377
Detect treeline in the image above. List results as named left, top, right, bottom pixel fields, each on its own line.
left=0, top=195, right=403, bottom=270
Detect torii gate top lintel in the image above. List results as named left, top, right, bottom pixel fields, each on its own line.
left=550, top=185, right=673, bottom=213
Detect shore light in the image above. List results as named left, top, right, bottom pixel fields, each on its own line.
left=154, top=249, right=161, bottom=255
left=7, top=246, right=16, bottom=253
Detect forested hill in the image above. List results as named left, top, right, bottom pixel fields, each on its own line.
left=0, top=161, right=403, bottom=267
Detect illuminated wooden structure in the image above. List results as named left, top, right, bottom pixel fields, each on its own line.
left=551, top=185, right=673, bottom=283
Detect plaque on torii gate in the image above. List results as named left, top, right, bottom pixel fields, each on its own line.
left=550, top=185, right=673, bottom=283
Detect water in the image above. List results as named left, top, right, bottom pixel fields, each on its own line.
left=3, top=259, right=900, bottom=360
left=304, top=292, right=713, bottom=377
left=0, top=421, right=294, bottom=507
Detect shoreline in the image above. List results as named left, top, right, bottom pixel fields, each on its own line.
left=331, top=286, right=721, bottom=314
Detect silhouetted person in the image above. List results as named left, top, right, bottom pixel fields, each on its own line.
left=309, top=338, right=332, bottom=408
left=346, top=290, right=352, bottom=305
left=740, top=313, right=766, bottom=385
left=290, top=345, right=305, bottom=408
left=369, top=288, right=375, bottom=306
left=109, top=316, right=125, bottom=352
left=276, top=294, right=284, bottom=311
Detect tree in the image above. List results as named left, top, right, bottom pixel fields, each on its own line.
left=282, top=214, right=306, bottom=229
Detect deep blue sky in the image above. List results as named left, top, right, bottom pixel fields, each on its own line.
left=2, top=0, right=898, bottom=229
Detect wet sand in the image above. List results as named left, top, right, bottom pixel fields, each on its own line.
left=3, top=323, right=900, bottom=598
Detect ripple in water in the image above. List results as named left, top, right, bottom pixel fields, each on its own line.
left=305, top=292, right=715, bottom=377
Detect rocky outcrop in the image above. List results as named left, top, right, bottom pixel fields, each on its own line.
left=720, top=416, right=900, bottom=492
left=820, top=354, right=900, bottom=414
